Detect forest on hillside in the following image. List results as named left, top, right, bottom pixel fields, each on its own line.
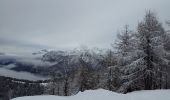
left=45, top=11, right=170, bottom=95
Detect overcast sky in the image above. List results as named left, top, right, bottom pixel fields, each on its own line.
left=0, top=0, right=170, bottom=54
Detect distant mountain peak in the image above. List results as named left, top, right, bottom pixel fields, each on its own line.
left=32, top=49, right=49, bottom=55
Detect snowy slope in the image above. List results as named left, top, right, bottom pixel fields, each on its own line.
left=12, top=89, right=170, bottom=100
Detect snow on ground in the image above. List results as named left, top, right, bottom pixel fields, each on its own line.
left=12, top=89, right=170, bottom=100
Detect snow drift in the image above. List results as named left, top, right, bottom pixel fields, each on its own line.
left=12, top=89, right=170, bottom=100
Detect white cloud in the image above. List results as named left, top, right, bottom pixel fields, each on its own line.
left=0, top=68, right=48, bottom=81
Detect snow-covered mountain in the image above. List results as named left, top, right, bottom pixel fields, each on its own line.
left=0, top=48, right=106, bottom=81
left=32, top=49, right=48, bottom=55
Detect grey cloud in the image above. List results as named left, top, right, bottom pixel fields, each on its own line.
left=0, top=0, right=170, bottom=54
